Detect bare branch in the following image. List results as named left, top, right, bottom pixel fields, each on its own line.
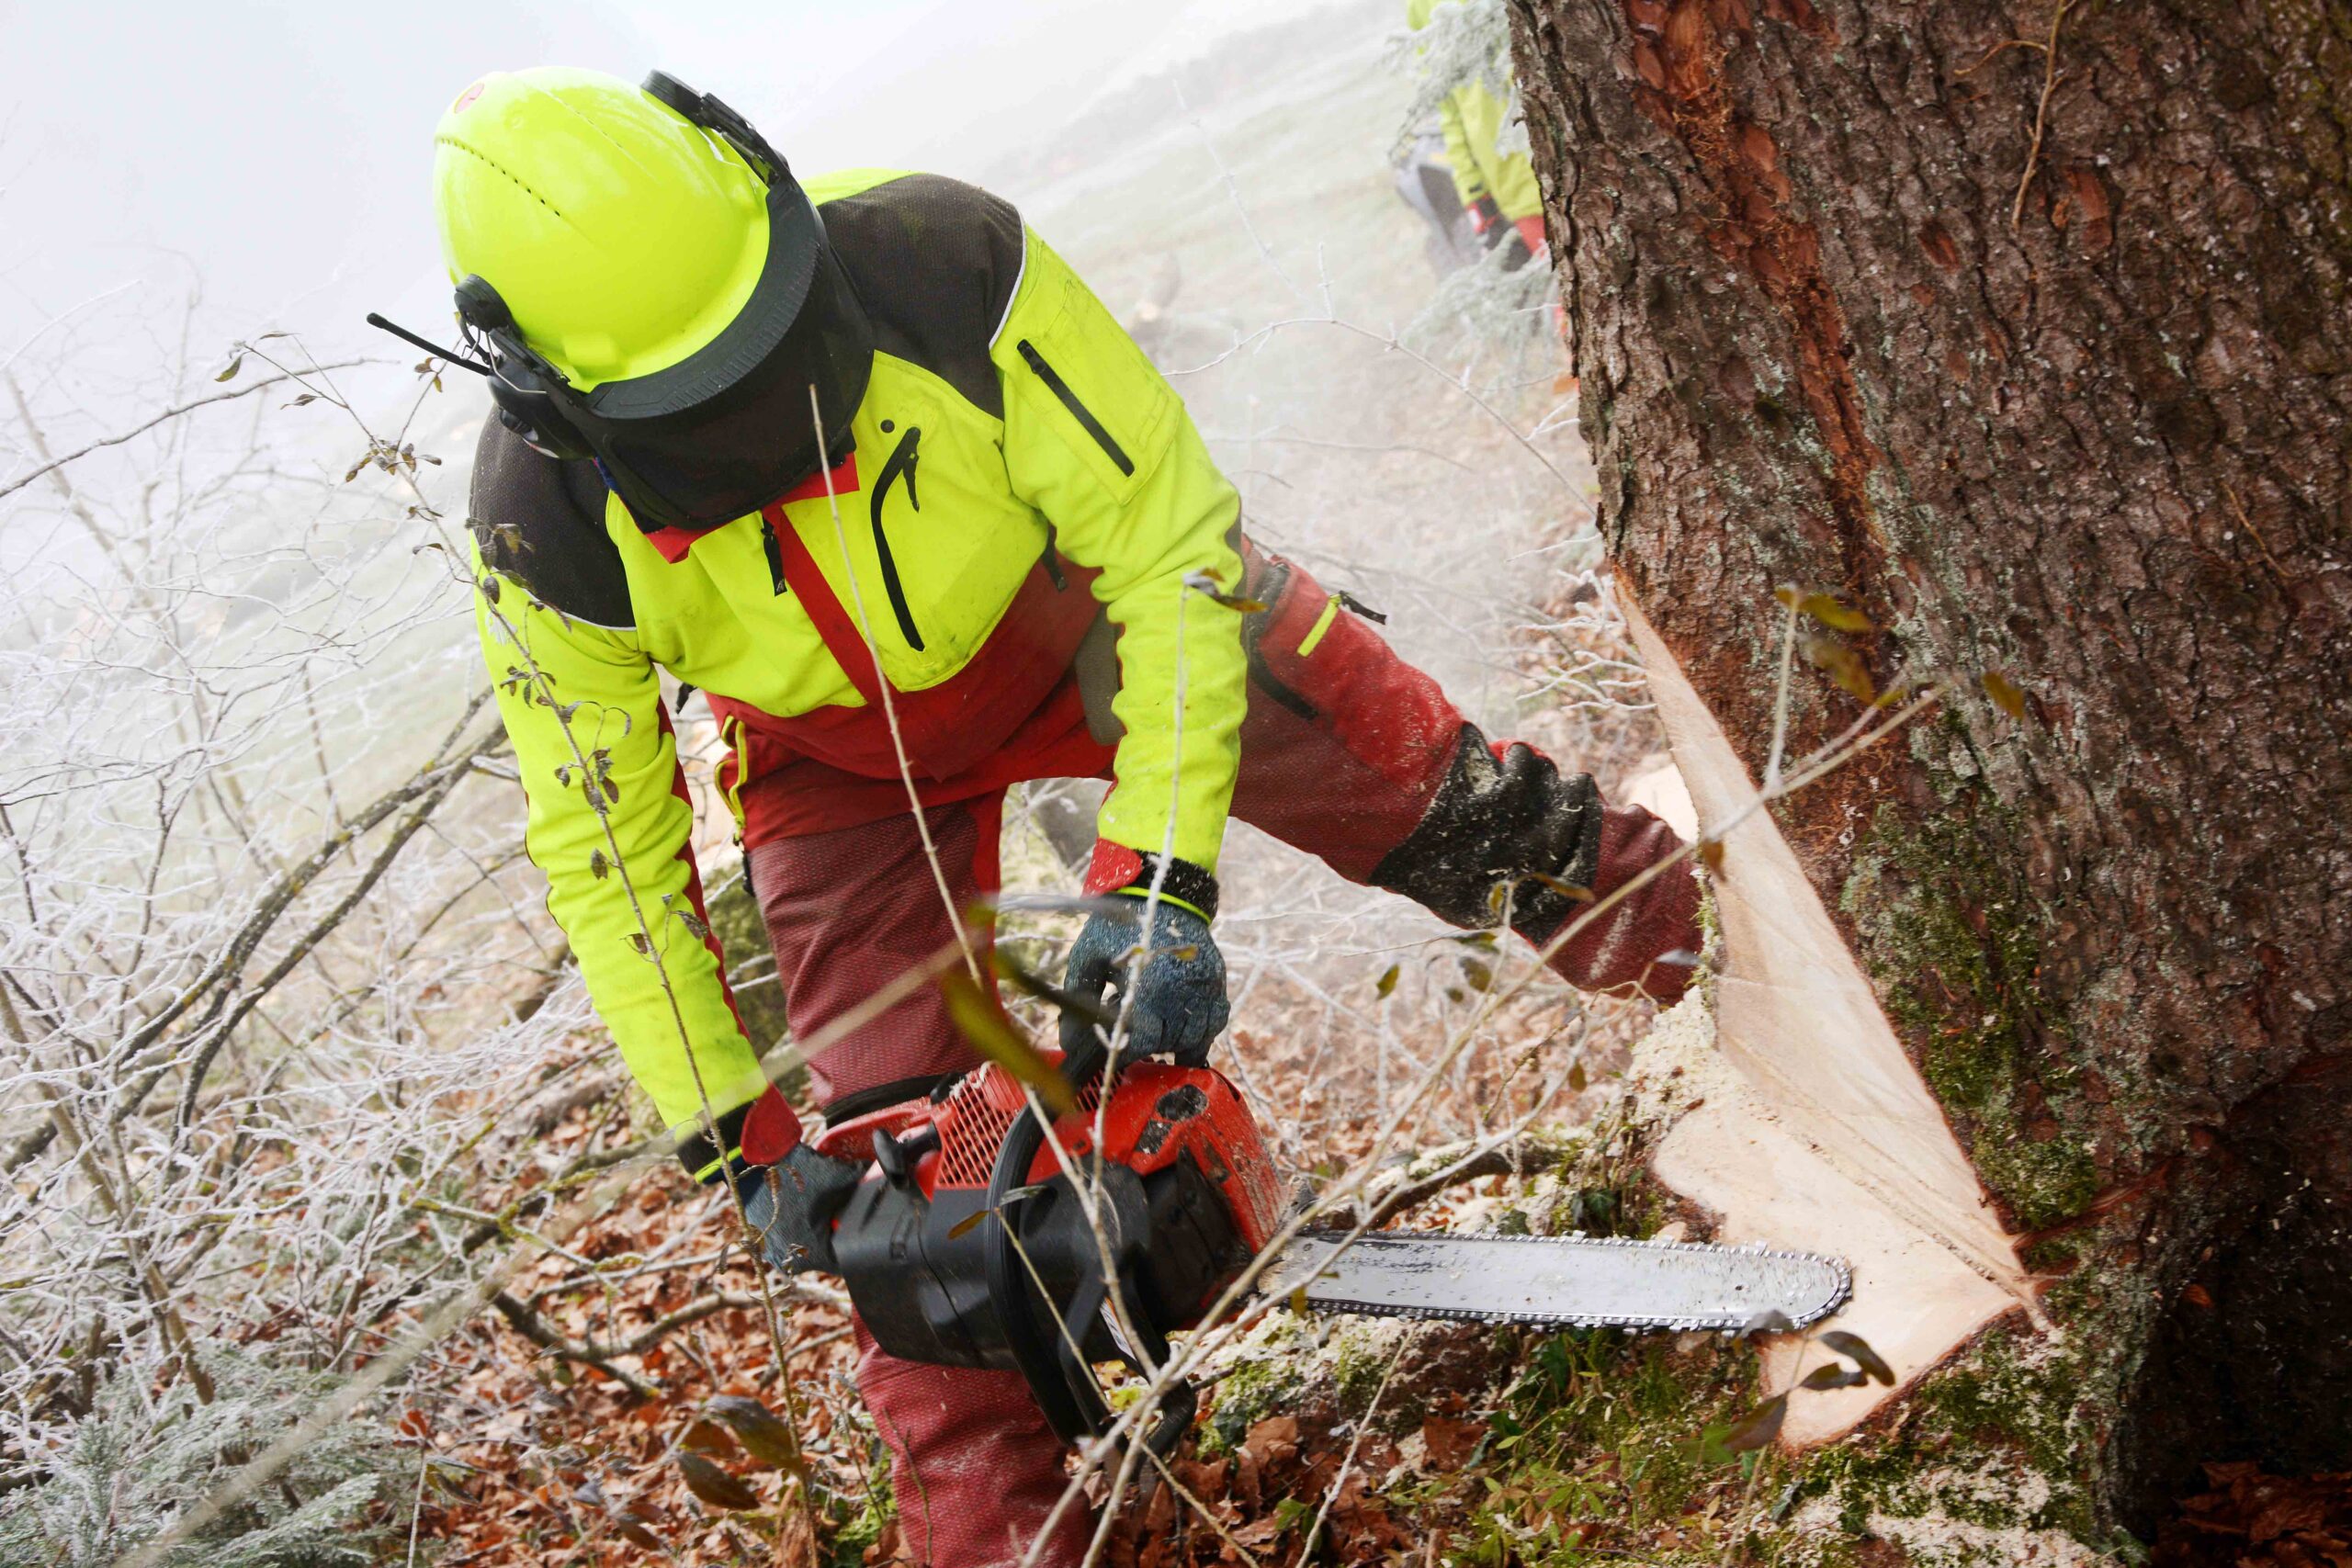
left=0, top=358, right=376, bottom=502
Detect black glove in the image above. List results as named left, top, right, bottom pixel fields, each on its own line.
left=1068, top=859, right=1228, bottom=1066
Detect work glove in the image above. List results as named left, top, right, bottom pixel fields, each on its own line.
left=1467, top=194, right=1506, bottom=241
left=741, top=1145, right=865, bottom=1274
left=716, top=1086, right=864, bottom=1276
left=1070, top=849, right=1228, bottom=1067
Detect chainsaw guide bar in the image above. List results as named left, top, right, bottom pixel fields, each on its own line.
left=1265, top=1230, right=1853, bottom=1333
left=800, top=1028, right=1854, bottom=1461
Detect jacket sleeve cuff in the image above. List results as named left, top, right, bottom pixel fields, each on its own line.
left=1083, top=841, right=1219, bottom=922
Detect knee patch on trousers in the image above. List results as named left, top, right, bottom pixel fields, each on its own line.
left=1369, top=726, right=1602, bottom=937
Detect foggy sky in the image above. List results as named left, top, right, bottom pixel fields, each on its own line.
left=0, top=0, right=1329, bottom=425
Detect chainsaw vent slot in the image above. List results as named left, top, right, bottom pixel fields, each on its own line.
left=938, top=1096, right=1014, bottom=1190
left=933, top=1064, right=1102, bottom=1190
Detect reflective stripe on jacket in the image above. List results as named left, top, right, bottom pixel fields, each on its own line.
left=469, top=170, right=1246, bottom=1140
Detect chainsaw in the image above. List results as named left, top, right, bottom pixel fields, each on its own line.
left=751, top=1004, right=1849, bottom=1462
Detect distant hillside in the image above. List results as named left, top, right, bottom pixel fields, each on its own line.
left=978, top=0, right=1400, bottom=198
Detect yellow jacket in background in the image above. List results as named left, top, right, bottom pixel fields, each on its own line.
left=1406, top=0, right=1544, bottom=222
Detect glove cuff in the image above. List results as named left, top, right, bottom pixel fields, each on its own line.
left=1083, top=841, right=1220, bottom=921
left=677, top=1084, right=803, bottom=1185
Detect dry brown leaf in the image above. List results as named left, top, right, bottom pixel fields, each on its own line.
left=680, top=1418, right=737, bottom=1458
left=1420, top=1414, right=1486, bottom=1470
left=705, top=1394, right=801, bottom=1472
left=1983, top=669, right=2030, bottom=718
left=676, top=1452, right=762, bottom=1512
left=1722, top=1393, right=1788, bottom=1452
left=1240, top=1415, right=1300, bottom=1473
left=612, top=1514, right=663, bottom=1550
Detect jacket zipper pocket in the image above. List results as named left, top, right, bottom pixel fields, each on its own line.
left=1040, top=524, right=1069, bottom=591
left=761, top=516, right=788, bottom=597
left=1017, top=340, right=1135, bottom=476
left=871, top=426, right=927, bottom=650
left=869, top=513, right=924, bottom=651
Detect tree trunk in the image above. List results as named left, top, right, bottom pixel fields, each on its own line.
left=1510, top=0, right=2351, bottom=1539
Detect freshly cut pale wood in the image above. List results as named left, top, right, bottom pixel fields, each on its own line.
left=1654, top=1096, right=2019, bottom=1443
left=1621, top=598, right=2034, bottom=1440
left=1620, top=752, right=1700, bottom=840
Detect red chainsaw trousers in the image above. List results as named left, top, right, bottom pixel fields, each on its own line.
left=748, top=543, right=1698, bottom=1112
left=744, top=544, right=1698, bottom=1568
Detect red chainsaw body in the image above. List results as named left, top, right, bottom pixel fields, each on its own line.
left=815, top=1053, right=1284, bottom=1259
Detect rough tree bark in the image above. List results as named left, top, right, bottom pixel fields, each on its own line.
left=1510, top=0, right=2351, bottom=1538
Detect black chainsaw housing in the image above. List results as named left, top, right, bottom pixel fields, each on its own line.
left=833, top=1149, right=1245, bottom=1375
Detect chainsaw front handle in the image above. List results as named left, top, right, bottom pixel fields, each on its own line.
left=979, top=984, right=1198, bottom=1483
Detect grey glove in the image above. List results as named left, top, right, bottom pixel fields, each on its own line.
left=1067, top=891, right=1228, bottom=1067
left=739, top=1143, right=864, bottom=1275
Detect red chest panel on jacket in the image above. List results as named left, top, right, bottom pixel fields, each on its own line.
left=709, top=513, right=1102, bottom=822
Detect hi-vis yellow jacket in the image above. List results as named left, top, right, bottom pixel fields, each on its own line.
left=1406, top=0, right=1544, bottom=222
left=468, top=171, right=1245, bottom=1152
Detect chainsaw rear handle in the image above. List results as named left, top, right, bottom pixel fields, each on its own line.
left=982, top=992, right=1196, bottom=1467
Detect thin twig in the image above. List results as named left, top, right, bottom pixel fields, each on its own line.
left=1145, top=1446, right=1264, bottom=1567
left=1292, top=1337, right=1409, bottom=1566
left=1357, top=1133, right=1563, bottom=1229
left=489, top=1291, right=662, bottom=1399
left=174, top=747, right=482, bottom=1129
left=1762, top=592, right=1800, bottom=792
left=1951, top=35, right=2047, bottom=78
left=805, top=384, right=984, bottom=986
left=0, top=359, right=374, bottom=502
left=2011, top=0, right=2075, bottom=230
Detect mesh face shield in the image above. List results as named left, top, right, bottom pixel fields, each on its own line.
left=559, top=203, right=875, bottom=532
left=410, top=73, right=878, bottom=535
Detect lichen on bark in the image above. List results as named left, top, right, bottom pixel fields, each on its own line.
left=1842, top=790, right=2102, bottom=1234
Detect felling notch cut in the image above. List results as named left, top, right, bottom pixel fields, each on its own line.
left=1622, top=598, right=2035, bottom=1446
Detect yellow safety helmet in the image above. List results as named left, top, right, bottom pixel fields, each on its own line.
left=434, top=66, right=775, bottom=389
left=396, top=68, right=872, bottom=531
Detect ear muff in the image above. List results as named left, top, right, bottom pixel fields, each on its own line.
left=487, top=378, right=593, bottom=463
left=454, top=275, right=594, bottom=463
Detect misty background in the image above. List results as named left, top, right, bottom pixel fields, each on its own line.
left=0, top=0, right=1351, bottom=423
